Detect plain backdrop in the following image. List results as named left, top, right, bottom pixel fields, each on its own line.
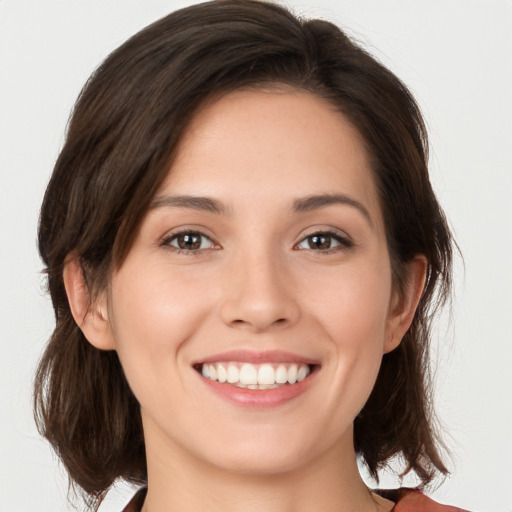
left=1, top=1, right=511, bottom=511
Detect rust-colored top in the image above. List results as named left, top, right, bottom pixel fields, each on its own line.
left=123, top=487, right=470, bottom=511
left=376, top=488, right=470, bottom=511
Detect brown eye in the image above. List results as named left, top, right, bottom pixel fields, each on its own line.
left=307, top=234, right=334, bottom=250
left=296, top=231, right=352, bottom=251
left=165, top=231, right=214, bottom=252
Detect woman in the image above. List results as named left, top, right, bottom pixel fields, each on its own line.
left=34, top=1, right=467, bottom=511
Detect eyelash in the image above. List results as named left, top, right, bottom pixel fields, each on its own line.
left=161, top=230, right=216, bottom=255
left=160, top=229, right=354, bottom=255
left=295, top=229, right=354, bottom=254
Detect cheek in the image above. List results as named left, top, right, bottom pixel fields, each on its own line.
left=107, top=261, right=214, bottom=380
left=307, top=261, right=393, bottom=411
left=307, top=258, right=393, bottom=344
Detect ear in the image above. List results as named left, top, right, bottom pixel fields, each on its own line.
left=384, top=255, right=427, bottom=353
left=63, top=258, right=116, bottom=350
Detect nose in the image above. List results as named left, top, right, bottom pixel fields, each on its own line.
left=219, top=247, right=300, bottom=333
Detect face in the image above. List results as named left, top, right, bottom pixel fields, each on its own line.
left=100, top=89, right=408, bottom=476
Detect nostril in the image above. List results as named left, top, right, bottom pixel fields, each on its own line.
left=229, top=317, right=289, bottom=332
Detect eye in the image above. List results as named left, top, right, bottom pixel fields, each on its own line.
left=162, top=231, right=215, bottom=253
left=296, top=231, right=352, bottom=252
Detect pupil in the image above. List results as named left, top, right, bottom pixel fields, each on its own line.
left=179, top=234, right=201, bottom=250
left=309, top=234, right=331, bottom=249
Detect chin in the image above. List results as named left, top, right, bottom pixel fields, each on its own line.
left=191, top=426, right=332, bottom=477
left=206, top=449, right=312, bottom=477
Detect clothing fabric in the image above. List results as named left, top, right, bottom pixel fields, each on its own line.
left=376, top=488, right=470, bottom=511
left=122, top=487, right=470, bottom=511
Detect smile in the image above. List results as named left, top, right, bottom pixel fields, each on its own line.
left=198, top=362, right=312, bottom=389
left=193, top=350, right=320, bottom=408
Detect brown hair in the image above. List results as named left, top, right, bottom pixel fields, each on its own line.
left=35, top=0, right=453, bottom=508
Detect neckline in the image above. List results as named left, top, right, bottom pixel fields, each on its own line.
left=125, top=487, right=400, bottom=512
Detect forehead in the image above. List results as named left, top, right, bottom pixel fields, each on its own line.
left=157, top=88, right=383, bottom=229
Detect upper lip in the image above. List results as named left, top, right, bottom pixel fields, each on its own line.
left=193, top=349, right=320, bottom=366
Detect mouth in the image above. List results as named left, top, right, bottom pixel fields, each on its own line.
left=192, top=350, right=320, bottom=407
left=194, top=361, right=317, bottom=390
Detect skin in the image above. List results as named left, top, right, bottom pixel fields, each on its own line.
left=65, top=89, right=426, bottom=512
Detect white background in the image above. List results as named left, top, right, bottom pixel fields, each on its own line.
left=1, top=1, right=511, bottom=511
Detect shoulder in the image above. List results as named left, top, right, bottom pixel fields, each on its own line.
left=122, top=487, right=147, bottom=512
left=376, top=488, right=472, bottom=512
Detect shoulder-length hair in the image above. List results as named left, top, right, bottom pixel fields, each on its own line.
left=35, top=0, right=453, bottom=508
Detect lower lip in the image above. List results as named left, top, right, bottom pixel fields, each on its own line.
left=198, top=370, right=317, bottom=408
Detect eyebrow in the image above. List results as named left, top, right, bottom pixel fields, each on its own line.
left=292, top=194, right=373, bottom=226
left=150, top=192, right=372, bottom=226
left=150, top=194, right=229, bottom=215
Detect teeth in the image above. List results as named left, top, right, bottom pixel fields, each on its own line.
left=287, top=364, right=298, bottom=384
left=217, top=364, right=227, bottom=383
left=257, top=364, right=275, bottom=385
left=239, top=364, right=258, bottom=385
left=259, top=384, right=279, bottom=390
left=297, top=365, right=309, bottom=382
left=275, top=365, right=288, bottom=384
left=227, top=364, right=239, bottom=383
left=200, top=361, right=311, bottom=388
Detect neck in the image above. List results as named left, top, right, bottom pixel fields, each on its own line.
left=141, top=422, right=393, bottom=512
